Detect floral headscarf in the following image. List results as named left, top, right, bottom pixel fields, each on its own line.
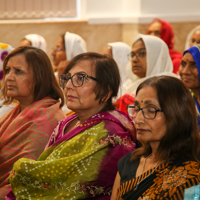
left=0, top=43, right=14, bottom=95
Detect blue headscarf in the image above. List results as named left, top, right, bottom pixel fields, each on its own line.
left=183, top=44, right=200, bottom=131
left=183, top=44, right=200, bottom=85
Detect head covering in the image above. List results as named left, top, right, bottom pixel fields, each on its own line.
left=0, top=43, right=14, bottom=95
left=64, top=32, right=87, bottom=60
left=183, top=44, right=200, bottom=85
left=148, top=18, right=175, bottom=49
left=24, top=34, right=47, bottom=52
left=123, top=34, right=177, bottom=94
left=108, top=42, right=131, bottom=84
left=185, top=25, right=200, bottom=50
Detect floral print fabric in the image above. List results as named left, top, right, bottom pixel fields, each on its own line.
left=8, top=110, right=136, bottom=200
left=117, top=160, right=200, bottom=200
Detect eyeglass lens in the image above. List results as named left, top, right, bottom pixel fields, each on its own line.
left=128, top=106, right=157, bottom=119
left=60, top=74, right=85, bottom=88
left=128, top=49, right=146, bottom=60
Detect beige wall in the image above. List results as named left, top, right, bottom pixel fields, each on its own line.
left=0, top=20, right=200, bottom=62
left=0, top=21, right=121, bottom=61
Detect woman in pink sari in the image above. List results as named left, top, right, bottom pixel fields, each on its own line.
left=7, top=52, right=136, bottom=200
left=0, top=46, right=65, bottom=199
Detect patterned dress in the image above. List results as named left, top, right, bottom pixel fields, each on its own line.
left=7, top=110, right=137, bottom=200
left=117, top=152, right=200, bottom=200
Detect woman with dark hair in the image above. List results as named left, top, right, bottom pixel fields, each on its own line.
left=147, top=18, right=182, bottom=74
left=179, top=44, right=200, bottom=132
left=7, top=52, right=136, bottom=200
left=0, top=46, right=65, bottom=198
left=111, top=76, right=200, bottom=200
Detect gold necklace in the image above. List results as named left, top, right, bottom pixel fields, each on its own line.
left=134, top=154, right=163, bottom=190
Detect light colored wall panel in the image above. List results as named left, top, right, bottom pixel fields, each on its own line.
left=0, top=0, right=77, bottom=19
left=0, top=21, right=121, bottom=66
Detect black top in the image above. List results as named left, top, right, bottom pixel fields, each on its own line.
left=118, top=151, right=140, bottom=184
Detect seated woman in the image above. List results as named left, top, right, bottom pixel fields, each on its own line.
left=0, top=46, right=65, bottom=198
left=52, top=31, right=87, bottom=114
left=115, top=34, right=177, bottom=114
left=102, top=42, right=131, bottom=99
left=0, top=43, right=17, bottom=118
left=52, top=31, right=87, bottom=80
left=101, top=42, right=131, bottom=85
left=6, top=52, right=137, bottom=200
left=185, top=25, right=200, bottom=50
left=179, top=44, right=200, bottom=131
left=111, top=75, right=200, bottom=200
left=147, top=18, right=182, bottom=74
left=19, top=34, right=47, bottom=52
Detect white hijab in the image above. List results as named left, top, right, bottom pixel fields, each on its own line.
left=64, top=32, right=87, bottom=60
left=24, top=34, right=47, bottom=52
left=123, top=34, right=178, bottom=94
left=185, top=25, right=200, bottom=50
left=108, top=42, right=131, bottom=84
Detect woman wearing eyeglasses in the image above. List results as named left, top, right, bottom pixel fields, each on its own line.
left=115, top=34, right=178, bottom=114
left=51, top=32, right=87, bottom=81
left=6, top=52, right=137, bottom=200
left=111, top=76, right=200, bottom=200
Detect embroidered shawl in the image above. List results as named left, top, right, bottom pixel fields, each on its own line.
left=0, top=97, right=65, bottom=198
left=117, top=159, right=200, bottom=200
left=7, top=110, right=136, bottom=200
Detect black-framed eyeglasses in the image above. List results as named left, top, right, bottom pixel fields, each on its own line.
left=59, top=73, right=97, bottom=89
left=127, top=49, right=146, bottom=60
left=127, top=105, right=163, bottom=119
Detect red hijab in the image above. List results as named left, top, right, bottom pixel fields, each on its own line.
left=154, top=18, right=174, bottom=49
left=147, top=18, right=182, bottom=74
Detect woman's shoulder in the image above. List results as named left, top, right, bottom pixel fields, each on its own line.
left=118, top=152, right=140, bottom=184
left=118, top=152, right=140, bottom=168
left=168, top=159, right=200, bottom=181
left=118, top=151, right=133, bottom=167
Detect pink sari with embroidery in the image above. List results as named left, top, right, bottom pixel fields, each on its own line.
left=7, top=110, right=136, bottom=200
